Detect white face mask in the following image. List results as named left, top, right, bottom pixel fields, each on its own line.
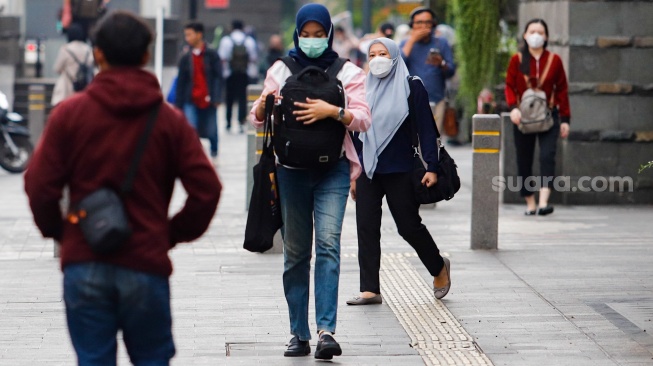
left=525, top=33, right=545, bottom=49
left=368, top=57, right=393, bottom=78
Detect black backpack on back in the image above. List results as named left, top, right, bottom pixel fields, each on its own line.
left=229, top=36, right=249, bottom=74
left=66, top=49, right=93, bottom=92
left=274, top=56, right=347, bottom=169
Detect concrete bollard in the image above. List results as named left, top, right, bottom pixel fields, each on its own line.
left=471, top=114, right=501, bottom=250
left=27, top=84, right=46, bottom=146
left=245, top=84, right=283, bottom=254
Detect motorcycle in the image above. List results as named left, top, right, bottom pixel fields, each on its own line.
left=0, top=90, right=33, bottom=173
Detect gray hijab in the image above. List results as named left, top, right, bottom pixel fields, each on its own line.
left=360, top=37, right=411, bottom=179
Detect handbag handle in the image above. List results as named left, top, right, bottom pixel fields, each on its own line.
left=263, top=93, right=275, bottom=152
left=120, top=103, right=161, bottom=195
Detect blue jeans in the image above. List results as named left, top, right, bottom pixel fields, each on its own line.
left=63, top=263, right=175, bottom=366
left=183, top=103, right=218, bottom=156
left=276, top=158, right=350, bottom=341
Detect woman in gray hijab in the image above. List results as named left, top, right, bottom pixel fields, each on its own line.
left=347, top=37, right=451, bottom=305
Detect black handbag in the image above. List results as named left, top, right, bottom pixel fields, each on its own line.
left=243, top=94, right=283, bottom=252
left=69, top=103, right=161, bottom=255
left=408, top=89, right=461, bottom=204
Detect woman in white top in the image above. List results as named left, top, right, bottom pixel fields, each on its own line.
left=51, top=23, right=94, bottom=106
left=250, top=3, right=371, bottom=360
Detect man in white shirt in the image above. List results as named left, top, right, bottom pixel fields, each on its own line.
left=218, top=20, right=258, bottom=133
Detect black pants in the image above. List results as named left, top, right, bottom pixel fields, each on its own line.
left=225, top=72, right=248, bottom=128
left=513, top=122, right=560, bottom=197
left=355, top=172, right=444, bottom=294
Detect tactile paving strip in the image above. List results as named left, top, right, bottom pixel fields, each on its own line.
left=378, top=252, right=494, bottom=366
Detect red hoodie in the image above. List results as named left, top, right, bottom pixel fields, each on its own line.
left=24, top=67, right=222, bottom=277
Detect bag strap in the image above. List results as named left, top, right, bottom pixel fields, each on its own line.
left=326, top=57, right=347, bottom=79
left=65, top=48, right=84, bottom=66
left=280, top=56, right=348, bottom=78
left=280, top=56, right=304, bottom=75
left=408, top=76, right=442, bottom=159
left=263, top=94, right=275, bottom=153
left=120, top=103, right=161, bottom=194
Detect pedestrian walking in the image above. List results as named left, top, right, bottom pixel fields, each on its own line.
left=400, top=7, right=455, bottom=140
left=250, top=3, right=371, bottom=360
left=24, top=11, right=221, bottom=365
left=346, top=38, right=451, bottom=306
left=51, top=23, right=94, bottom=106
left=219, top=20, right=258, bottom=134
left=262, top=33, right=285, bottom=75
left=505, top=18, right=570, bottom=215
left=175, top=21, right=222, bottom=164
left=61, top=0, right=110, bottom=41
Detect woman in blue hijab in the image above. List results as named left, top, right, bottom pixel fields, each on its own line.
left=347, top=38, right=451, bottom=306
left=249, top=3, right=372, bottom=360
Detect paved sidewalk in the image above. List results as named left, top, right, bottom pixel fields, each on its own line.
left=1, top=115, right=652, bottom=365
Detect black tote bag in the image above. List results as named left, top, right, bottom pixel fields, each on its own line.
left=243, top=94, right=283, bottom=252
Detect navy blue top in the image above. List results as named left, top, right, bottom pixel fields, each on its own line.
left=399, top=36, right=455, bottom=103
left=355, top=78, right=440, bottom=176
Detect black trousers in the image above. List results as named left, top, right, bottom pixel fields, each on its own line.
left=513, top=121, right=560, bottom=197
left=225, top=72, right=249, bottom=128
left=355, top=172, right=444, bottom=294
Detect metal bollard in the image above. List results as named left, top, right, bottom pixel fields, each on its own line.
left=470, top=114, right=501, bottom=250
left=245, top=84, right=283, bottom=254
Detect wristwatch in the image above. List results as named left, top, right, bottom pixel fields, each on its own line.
left=440, top=60, right=447, bottom=68
left=337, top=107, right=345, bottom=121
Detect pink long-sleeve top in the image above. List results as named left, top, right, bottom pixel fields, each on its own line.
left=250, top=59, right=372, bottom=181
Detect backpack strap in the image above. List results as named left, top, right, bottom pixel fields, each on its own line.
left=326, top=57, right=348, bottom=79
left=65, top=48, right=84, bottom=66
left=280, top=56, right=304, bottom=75
left=538, top=53, right=554, bottom=88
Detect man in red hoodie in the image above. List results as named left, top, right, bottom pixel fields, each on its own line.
left=24, top=11, right=221, bottom=365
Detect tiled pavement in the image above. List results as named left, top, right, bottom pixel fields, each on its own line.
left=1, top=112, right=652, bottom=365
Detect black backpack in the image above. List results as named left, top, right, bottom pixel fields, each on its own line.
left=66, top=49, right=93, bottom=92
left=229, top=36, right=249, bottom=74
left=71, top=0, right=105, bottom=19
left=274, top=56, right=347, bottom=169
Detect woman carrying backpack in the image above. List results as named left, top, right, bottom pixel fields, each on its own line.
left=52, top=23, right=94, bottom=106
left=250, top=3, right=371, bottom=360
left=346, top=38, right=451, bottom=306
left=505, top=18, right=571, bottom=216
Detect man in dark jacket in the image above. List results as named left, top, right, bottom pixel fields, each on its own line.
left=175, top=21, right=222, bottom=163
left=24, top=11, right=221, bottom=365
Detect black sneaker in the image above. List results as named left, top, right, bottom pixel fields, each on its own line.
left=284, top=336, right=310, bottom=357
left=314, top=333, right=342, bottom=360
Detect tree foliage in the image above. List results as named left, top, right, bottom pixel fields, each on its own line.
left=449, top=0, right=501, bottom=115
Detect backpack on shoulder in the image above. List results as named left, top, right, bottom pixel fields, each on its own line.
left=229, top=36, right=249, bottom=74
left=517, top=53, right=555, bottom=134
left=273, top=56, right=347, bottom=169
left=66, top=49, right=93, bottom=92
left=71, top=0, right=106, bottom=19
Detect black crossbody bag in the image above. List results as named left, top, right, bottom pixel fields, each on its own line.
left=408, top=83, right=461, bottom=204
left=69, top=103, right=161, bottom=255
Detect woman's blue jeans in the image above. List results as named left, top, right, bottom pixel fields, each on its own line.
left=63, top=262, right=175, bottom=366
left=277, top=158, right=350, bottom=341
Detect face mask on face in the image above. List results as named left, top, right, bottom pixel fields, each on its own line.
left=368, top=56, right=394, bottom=79
left=525, top=33, right=545, bottom=49
left=298, top=25, right=332, bottom=58
left=299, top=37, right=329, bottom=58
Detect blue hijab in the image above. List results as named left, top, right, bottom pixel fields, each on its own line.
left=288, top=3, right=339, bottom=69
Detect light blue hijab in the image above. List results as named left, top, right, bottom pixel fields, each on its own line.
left=360, top=37, right=411, bottom=179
